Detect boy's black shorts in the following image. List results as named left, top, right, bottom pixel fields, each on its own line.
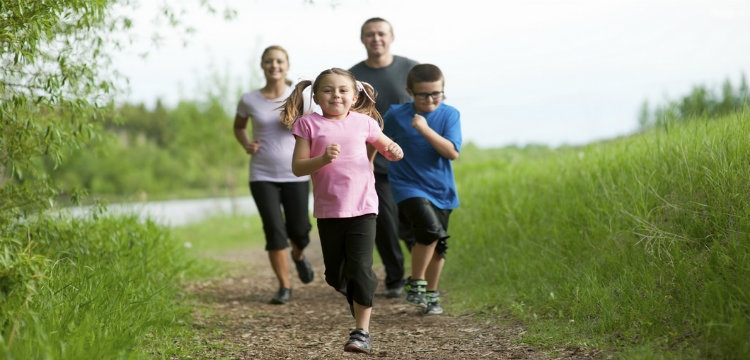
left=397, top=197, right=451, bottom=258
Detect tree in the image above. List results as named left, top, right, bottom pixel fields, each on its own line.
left=1, top=1, right=124, bottom=222
left=738, top=74, right=749, bottom=104
left=637, top=74, right=749, bottom=130
left=0, top=0, right=228, bottom=223
left=637, top=100, right=651, bottom=129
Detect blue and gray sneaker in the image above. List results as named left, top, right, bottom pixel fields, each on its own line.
left=404, top=277, right=427, bottom=308
left=423, top=290, right=443, bottom=315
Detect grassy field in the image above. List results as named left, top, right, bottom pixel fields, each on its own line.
left=447, top=112, right=750, bottom=359
left=2, top=111, right=748, bottom=359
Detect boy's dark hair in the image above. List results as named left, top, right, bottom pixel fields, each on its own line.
left=406, top=64, right=444, bottom=90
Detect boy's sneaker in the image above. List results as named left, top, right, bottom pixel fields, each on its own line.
left=344, top=328, right=372, bottom=353
left=404, top=277, right=427, bottom=308
left=423, top=290, right=443, bottom=315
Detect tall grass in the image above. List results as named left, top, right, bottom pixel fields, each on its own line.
left=0, top=211, right=203, bottom=359
left=448, top=112, right=750, bottom=359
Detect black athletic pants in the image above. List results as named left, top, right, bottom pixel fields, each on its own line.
left=374, top=173, right=406, bottom=290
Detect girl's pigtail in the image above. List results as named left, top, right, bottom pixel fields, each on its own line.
left=279, top=80, right=313, bottom=129
left=352, top=81, right=383, bottom=128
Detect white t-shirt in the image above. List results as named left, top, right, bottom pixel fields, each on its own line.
left=236, top=87, right=309, bottom=182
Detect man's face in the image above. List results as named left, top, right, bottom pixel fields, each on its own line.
left=361, top=21, right=393, bottom=57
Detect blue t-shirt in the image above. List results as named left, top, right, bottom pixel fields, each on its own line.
left=383, top=102, right=462, bottom=210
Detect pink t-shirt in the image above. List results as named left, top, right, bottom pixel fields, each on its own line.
left=292, top=111, right=382, bottom=219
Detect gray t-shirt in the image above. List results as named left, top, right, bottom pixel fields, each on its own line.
left=236, top=87, right=310, bottom=183
left=350, top=55, right=418, bottom=174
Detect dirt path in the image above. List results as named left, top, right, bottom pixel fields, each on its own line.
left=185, top=239, right=598, bottom=359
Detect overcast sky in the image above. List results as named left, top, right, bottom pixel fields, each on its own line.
left=112, top=0, right=749, bottom=148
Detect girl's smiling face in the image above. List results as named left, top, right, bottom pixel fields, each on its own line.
left=314, top=74, right=358, bottom=119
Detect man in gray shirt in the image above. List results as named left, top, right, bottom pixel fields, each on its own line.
left=350, top=17, right=418, bottom=298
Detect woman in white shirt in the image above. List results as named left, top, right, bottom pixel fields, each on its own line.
left=233, top=45, right=314, bottom=305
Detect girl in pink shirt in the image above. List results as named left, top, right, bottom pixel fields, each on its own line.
left=280, top=68, right=403, bottom=354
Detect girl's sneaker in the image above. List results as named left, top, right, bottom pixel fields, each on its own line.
left=423, top=290, right=443, bottom=315
left=344, top=328, right=372, bottom=353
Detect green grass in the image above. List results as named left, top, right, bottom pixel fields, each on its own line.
left=171, top=213, right=264, bottom=254
left=2, top=111, right=748, bottom=359
left=448, top=112, right=750, bottom=359
left=0, top=212, right=205, bottom=359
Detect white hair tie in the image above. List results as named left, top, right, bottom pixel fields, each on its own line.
left=355, top=80, right=376, bottom=102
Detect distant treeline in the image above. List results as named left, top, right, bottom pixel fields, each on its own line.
left=47, top=74, right=750, bottom=203
left=47, top=98, right=246, bottom=203
left=638, top=73, right=749, bottom=129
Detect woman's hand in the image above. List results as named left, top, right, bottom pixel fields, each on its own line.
left=244, top=139, right=260, bottom=155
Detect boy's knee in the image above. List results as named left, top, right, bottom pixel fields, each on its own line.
left=435, top=238, right=448, bottom=259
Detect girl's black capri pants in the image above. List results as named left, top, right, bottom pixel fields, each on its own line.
left=398, top=197, right=452, bottom=259
left=317, top=214, right=378, bottom=307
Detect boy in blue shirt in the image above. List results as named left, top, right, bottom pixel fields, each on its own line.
left=383, top=64, right=462, bottom=315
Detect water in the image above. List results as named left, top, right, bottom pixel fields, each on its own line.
left=63, top=196, right=260, bottom=227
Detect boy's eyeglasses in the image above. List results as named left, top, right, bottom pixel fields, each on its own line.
left=413, top=91, right=444, bottom=101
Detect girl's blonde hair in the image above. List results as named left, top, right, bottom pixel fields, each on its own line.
left=279, top=68, right=382, bottom=129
